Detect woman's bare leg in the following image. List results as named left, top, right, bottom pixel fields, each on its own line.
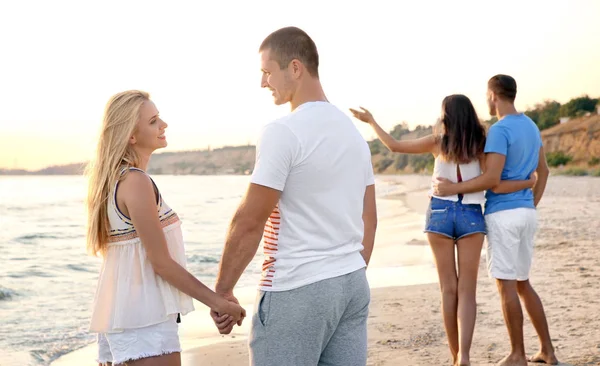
left=427, top=233, right=459, bottom=364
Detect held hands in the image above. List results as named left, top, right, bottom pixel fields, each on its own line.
left=210, top=292, right=246, bottom=335
left=349, top=107, right=375, bottom=125
left=431, top=177, right=456, bottom=197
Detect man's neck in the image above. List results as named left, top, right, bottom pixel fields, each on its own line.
left=496, top=102, right=519, bottom=120
left=290, top=78, right=328, bottom=111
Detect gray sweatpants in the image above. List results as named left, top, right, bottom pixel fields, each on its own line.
left=249, top=268, right=370, bottom=366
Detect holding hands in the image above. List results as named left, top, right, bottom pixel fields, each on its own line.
left=210, top=292, right=246, bottom=335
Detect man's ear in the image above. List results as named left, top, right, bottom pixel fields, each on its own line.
left=291, top=59, right=302, bottom=79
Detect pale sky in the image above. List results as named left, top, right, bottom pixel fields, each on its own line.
left=1, top=0, right=599, bottom=170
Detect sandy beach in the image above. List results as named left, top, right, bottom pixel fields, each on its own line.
left=53, top=175, right=600, bottom=366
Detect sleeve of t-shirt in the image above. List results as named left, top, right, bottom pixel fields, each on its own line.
left=250, top=122, right=300, bottom=191
left=484, top=125, right=509, bottom=156
left=364, top=142, right=375, bottom=186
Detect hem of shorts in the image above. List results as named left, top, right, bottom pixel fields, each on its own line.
left=99, top=348, right=182, bottom=365
left=259, top=262, right=366, bottom=292
left=456, top=231, right=487, bottom=240
left=90, top=311, right=190, bottom=334
left=423, top=230, right=454, bottom=240
left=488, top=271, right=518, bottom=281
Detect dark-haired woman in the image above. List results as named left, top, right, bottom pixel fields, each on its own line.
left=350, top=95, right=535, bottom=366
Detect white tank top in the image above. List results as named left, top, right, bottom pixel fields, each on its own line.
left=89, top=167, right=194, bottom=333
left=428, top=156, right=485, bottom=205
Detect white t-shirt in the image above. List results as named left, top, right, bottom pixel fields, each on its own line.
left=251, top=101, right=375, bottom=291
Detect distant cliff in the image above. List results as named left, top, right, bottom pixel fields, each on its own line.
left=541, top=114, right=600, bottom=164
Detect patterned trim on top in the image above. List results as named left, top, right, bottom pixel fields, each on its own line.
left=112, top=167, right=162, bottom=226
left=108, top=212, right=180, bottom=243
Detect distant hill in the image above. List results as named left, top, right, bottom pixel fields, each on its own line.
left=0, top=146, right=256, bottom=176
left=368, top=112, right=600, bottom=174
left=0, top=163, right=86, bottom=175
left=3, top=110, right=598, bottom=177
left=368, top=124, right=434, bottom=174
left=146, top=145, right=255, bottom=175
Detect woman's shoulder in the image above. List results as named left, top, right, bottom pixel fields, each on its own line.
left=117, top=168, right=157, bottom=201
left=120, top=168, right=151, bottom=186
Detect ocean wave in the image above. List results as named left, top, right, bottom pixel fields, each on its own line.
left=187, top=254, right=219, bottom=264
left=66, top=264, right=94, bottom=273
left=14, top=233, right=84, bottom=244
left=8, top=270, right=55, bottom=279
left=0, top=286, right=16, bottom=300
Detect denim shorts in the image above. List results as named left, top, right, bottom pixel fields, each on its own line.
left=424, top=197, right=486, bottom=240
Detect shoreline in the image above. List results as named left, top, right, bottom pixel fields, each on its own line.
left=52, top=175, right=439, bottom=366
left=49, top=175, right=600, bottom=365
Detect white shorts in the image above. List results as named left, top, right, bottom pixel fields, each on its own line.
left=485, top=208, right=537, bottom=281
left=96, top=315, right=181, bottom=365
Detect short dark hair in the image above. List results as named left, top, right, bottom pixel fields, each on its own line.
left=488, top=74, right=517, bottom=102
left=259, top=26, right=319, bottom=78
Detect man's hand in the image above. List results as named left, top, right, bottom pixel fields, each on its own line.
left=432, top=177, right=456, bottom=197
left=210, top=292, right=245, bottom=335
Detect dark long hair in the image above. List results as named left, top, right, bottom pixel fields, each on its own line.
left=439, top=94, right=486, bottom=164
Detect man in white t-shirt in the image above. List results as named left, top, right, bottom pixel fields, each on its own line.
left=211, top=26, right=377, bottom=366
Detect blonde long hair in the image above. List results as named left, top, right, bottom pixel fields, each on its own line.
left=85, top=90, right=150, bottom=256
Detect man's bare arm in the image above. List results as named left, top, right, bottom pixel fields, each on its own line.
left=361, top=184, right=377, bottom=266
left=434, top=153, right=506, bottom=196
left=490, top=175, right=537, bottom=194
left=215, top=183, right=280, bottom=295
left=533, top=146, right=550, bottom=206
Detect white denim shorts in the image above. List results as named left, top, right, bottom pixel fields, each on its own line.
left=485, top=208, right=538, bottom=281
left=97, top=315, right=181, bottom=365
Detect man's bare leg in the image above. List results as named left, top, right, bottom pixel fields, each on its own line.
left=516, top=280, right=558, bottom=364
left=496, top=279, right=527, bottom=366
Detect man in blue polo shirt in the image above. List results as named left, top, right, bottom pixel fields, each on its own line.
left=434, top=75, right=558, bottom=366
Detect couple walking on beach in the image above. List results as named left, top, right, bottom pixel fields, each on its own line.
left=85, top=26, right=557, bottom=366
left=351, top=74, right=559, bottom=366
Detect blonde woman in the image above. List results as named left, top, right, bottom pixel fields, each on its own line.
left=86, top=90, right=245, bottom=366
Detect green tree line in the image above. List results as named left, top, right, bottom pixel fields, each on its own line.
left=369, top=95, right=599, bottom=174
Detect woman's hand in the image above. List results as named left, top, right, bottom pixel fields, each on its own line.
left=211, top=292, right=246, bottom=334
left=527, top=172, right=538, bottom=188
left=349, top=106, right=376, bottom=125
